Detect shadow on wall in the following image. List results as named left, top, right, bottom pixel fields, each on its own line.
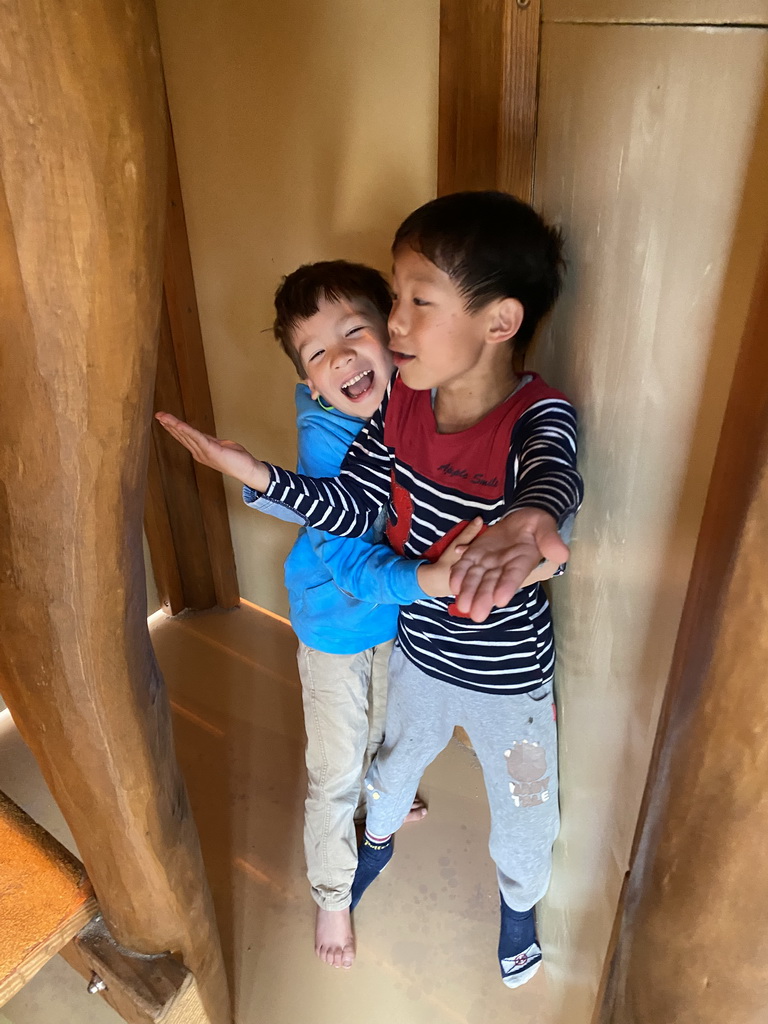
left=531, top=22, right=768, bottom=1024
left=155, top=0, right=440, bottom=616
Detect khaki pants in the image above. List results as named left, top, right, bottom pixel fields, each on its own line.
left=297, top=639, right=393, bottom=910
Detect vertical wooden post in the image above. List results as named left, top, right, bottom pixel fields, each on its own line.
left=598, top=243, right=768, bottom=1024
left=144, top=126, right=240, bottom=616
left=0, top=3, right=231, bottom=1022
left=438, top=0, right=541, bottom=199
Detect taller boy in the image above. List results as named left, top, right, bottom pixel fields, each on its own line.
left=160, top=191, right=583, bottom=987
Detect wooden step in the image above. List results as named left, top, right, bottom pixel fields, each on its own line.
left=0, top=790, right=97, bottom=1006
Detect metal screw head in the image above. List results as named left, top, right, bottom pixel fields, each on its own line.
left=87, top=973, right=107, bottom=994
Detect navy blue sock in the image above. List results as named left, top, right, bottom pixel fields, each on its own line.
left=498, top=894, right=542, bottom=987
left=350, top=831, right=393, bottom=910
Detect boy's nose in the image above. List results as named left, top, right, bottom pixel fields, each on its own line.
left=331, top=346, right=355, bottom=368
left=388, top=304, right=405, bottom=337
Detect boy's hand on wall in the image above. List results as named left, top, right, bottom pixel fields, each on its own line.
left=449, top=509, right=569, bottom=622
left=417, top=517, right=485, bottom=597
left=155, top=412, right=271, bottom=492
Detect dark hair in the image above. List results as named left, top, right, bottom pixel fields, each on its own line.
left=273, top=260, right=392, bottom=375
left=392, top=190, right=565, bottom=358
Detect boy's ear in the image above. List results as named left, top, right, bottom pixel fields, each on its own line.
left=486, top=298, right=524, bottom=345
left=304, top=377, right=321, bottom=401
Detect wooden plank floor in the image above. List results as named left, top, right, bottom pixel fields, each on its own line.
left=0, top=603, right=551, bottom=1024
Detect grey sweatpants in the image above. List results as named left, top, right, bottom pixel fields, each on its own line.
left=364, top=644, right=560, bottom=911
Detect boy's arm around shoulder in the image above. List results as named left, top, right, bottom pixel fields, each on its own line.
left=297, top=408, right=429, bottom=606
left=451, top=396, right=584, bottom=620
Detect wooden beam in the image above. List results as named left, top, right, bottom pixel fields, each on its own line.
left=163, top=128, right=239, bottom=610
left=144, top=430, right=185, bottom=616
left=438, top=0, right=542, bottom=200
left=61, top=916, right=212, bottom=1024
left=498, top=0, right=542, bottom=201
left=144, top=121, right=239, bottom=614
left=598, top=241, right=768, bottom=1023
left=0, top=3, right=231, bottom=1022
left=149, top=296, right=218, bottom=611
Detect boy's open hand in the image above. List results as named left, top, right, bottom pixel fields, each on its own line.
left=155, top=412, right=270, bottom=492
left=450, top=509, right=570, bottom=622
left=417, top=517, right=486, bottom=598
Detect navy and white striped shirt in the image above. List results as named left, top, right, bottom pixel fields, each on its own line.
left=265, top=372, right=583, bottom=694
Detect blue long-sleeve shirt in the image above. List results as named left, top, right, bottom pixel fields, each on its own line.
left=243, top=384, right=426, bottom=654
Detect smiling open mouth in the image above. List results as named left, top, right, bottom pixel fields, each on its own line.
left=341, top=369, right=374, bottom=400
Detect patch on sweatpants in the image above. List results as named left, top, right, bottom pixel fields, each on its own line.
left=504, top=741, right=550, bottom=807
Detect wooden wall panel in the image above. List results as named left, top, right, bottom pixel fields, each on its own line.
left=598, top=247, right=768, bottom=1024
left=530, top=22, right=768, bottom=1023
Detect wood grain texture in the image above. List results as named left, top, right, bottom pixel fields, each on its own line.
left=498, top=0, right=542, bottom=200
left=543, top=0, right=768, bottom=24
left=0, top=793, right=97, bottom=1006
left=438, top=0, right=540, bottom=200
left=150, top=296, right=218, bottom=610
left=0, top=3, right=230, bottom=1021
left=61, top=916, right=211, bottom=1024
left=156, top=128, right=239, bottom=611
left=145, top=432, right=185, bottom=615
left=599, top=242, right=768, bottom=1022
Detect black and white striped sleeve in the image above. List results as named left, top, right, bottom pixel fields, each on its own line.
left=263, top=393, right=392, bottom=539
left=505, top=398, right=583, bottom=525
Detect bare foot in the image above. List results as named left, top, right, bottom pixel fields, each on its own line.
left=315, top=906, right=355, bottom=969
left=404, top=795, right=428, bottom=823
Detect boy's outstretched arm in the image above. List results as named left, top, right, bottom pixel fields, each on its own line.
left=155, top=412, right=270, bottom=491
left=159, top=381, right=395, bottom=540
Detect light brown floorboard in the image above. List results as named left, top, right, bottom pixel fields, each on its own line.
left=1, top=603, right=549, bottom=1024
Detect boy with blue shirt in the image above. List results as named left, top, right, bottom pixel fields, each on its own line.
left=168, top=261, right=478, bottom=971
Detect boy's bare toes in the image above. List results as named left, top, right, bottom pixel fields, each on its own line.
left=404, top=795, right=428, bottom=823
left=315, top=907, right=355, bottom=969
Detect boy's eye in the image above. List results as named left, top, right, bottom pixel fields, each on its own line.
left=345, top=325, right=365, bottom=337
left=413, top=297, right=429, bottom=307
left=308, top=349, right=324, bottom=362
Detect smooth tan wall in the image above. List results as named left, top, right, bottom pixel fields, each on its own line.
left=531, top=21, right=768, bottom=1023
left=154, top=0, right=439, bottom=616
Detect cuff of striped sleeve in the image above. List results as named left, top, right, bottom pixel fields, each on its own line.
left=262, top=463, right=315, bottom=521
left=505, top=499, right=577, bottom=528
left=242, top=486, right=306, bottom=526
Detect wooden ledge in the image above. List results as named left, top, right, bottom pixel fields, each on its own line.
left=0, top=790, right=97, bottom=1005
